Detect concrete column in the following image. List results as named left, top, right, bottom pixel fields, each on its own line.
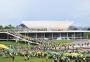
left=67, top=32, right=68, bottom=40
left=36, top=33, right=37, bottom=39
left=59, top=33, right=61, bottom=38
left=44, top=33, right=45, bottom=39
left=81, top=32, right=83, bottom=39
left=60, top=33, right=62, bottom=40
left=74, top=32, right=75, bottom=40
left=79, top=32, right=82, bottom=39
left=52, top=33, right=53, bottom=40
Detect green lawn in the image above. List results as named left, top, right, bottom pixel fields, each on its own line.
left=84, top=32, right=90, bottom=38
left=49, top=40, right=73, bottom=44
left=0, top=56, right=54, bottom=62
left=0, top=40, right=31, bottom=46
left=0, top=56, right=78, bottom=62
left=0, top=56, right=76, bottom=62
left=0, top=40, right=23, bottom=45
left=0, top=40, right=73, bottom=45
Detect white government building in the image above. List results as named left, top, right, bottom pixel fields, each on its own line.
left=16, top=20, right=90, bottom=40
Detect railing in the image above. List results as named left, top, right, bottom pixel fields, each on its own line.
left=0, top=29, right=33, bottom=42
left=0, top=29, right=89, bottom=33
left=0, top=29, right=67, bottom=32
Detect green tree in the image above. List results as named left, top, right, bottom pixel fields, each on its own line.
left=68, top=26, right=78, bottom=30
left=0, top=25, right=3, bottom=29
left=88, top=28, right=90, bottom=30
left=4, top=25, right=15, bottom=29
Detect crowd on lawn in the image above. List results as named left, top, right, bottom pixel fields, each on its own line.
left=0, top=40, right=90, bottom=62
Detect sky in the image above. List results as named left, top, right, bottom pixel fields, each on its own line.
left=0, top=0, right=90, bottom=27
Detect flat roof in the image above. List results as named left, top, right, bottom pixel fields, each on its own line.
left=22, top=20, right=73, bottom=30
left=18, top=30, right=90, bottom=33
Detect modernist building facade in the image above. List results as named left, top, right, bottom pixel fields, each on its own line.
left=17, top=20, right=90, bottom=40
left=0, top=20, right=89, bottom=40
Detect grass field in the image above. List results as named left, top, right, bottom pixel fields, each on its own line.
left=0, top=56, right=54, bottom=62
left=0, top=56, right=75, bottom=62
left=0, top=40, right=24, bottom=45
left=49, top=40, right=73, bottom=44
left=0, top=40, right=32, bottom=47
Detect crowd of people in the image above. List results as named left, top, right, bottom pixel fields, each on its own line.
left=0, top=39, right=90, bottom=62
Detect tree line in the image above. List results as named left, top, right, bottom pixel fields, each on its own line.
left=69, top=26, right=90, bottom=30
left=0, top=25, right=15, bottom=29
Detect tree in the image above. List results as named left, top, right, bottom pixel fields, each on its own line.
left=0, top=25, right=3, bottom=29
left=4, top=25, right=15, bottom=29
left=68, top=26, right=78, bottom=30
left=87, top=27, right=90, bottom=30
left=8, top=24, right=15, bottom=29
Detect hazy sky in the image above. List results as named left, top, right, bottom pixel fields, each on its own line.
left=0, top=0, right=90, bottom=27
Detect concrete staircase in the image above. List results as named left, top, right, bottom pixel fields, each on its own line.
left=6, top=30, right=39, bottom=45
